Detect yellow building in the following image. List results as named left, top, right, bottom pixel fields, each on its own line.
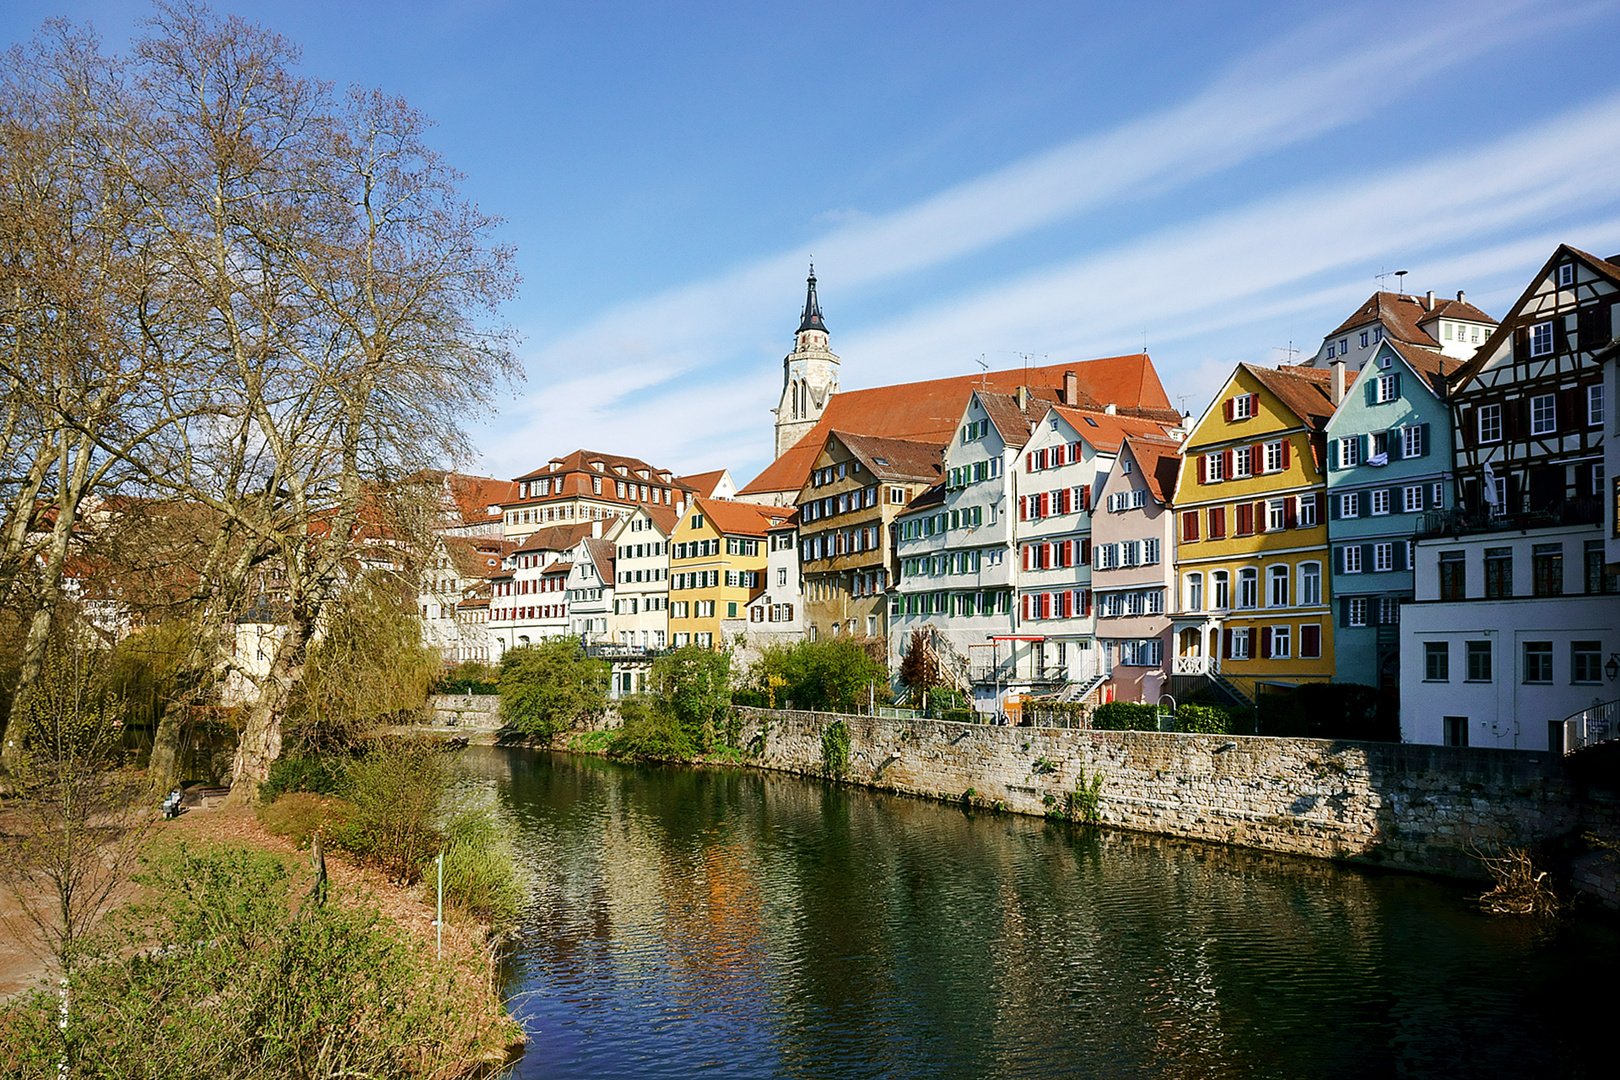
left=1170, top=363, right=1344, bottom=703
left=667, top=497, right=791, bottom=649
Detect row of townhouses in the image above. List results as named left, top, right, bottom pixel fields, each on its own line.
left=420, top=250, right=1620, bottom=752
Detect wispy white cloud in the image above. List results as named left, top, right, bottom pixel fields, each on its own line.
left=480, top=0, right=1618, bottom=482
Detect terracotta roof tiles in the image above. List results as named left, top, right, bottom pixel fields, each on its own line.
left=828, top=432, right=943, bottom=482
left=694, top=496, right=793, bottom=538
left=1049, top=406, right=1183, bottom=453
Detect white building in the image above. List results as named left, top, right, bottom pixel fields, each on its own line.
left=746, top=512, right=804, bottom=643
left=417, top=534, right=511, bottom=664
left=487, top=522, right=596, bottom=655
left=1305, top=290, right=1497, bottom=371
left=608, top=505, right=676, bottom=650
left=565, top=537, right=615, bottom=643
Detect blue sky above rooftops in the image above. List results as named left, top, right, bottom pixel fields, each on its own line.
left=7, top=1, right=1620, bottom=485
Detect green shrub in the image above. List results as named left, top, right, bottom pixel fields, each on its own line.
left=651, top=646, right=732, bottom=753
left=334, top=741, right=447, bottom=883
left=259, top=754, right=346, bottom=802
left=258, top=792, right=354, bottom=849
left=0, top=844, right=506, bottom=1079
left=498, top=640, right=609, bottom=739
left=436, top=806, right=524, bottom=925
left=605, top=697, right=695, bottom=761
left=433, top=660, right=499, bottom=696
left=1091, top=701, right=1159, bottom=731
left=821, top=719, right=851, bottom=778
left=1175, top=703, right=1236, bottom=735
left=747, top=639, right=885, bottom=714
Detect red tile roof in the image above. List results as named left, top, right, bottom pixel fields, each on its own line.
left=976, top=389, right=1061, bottom=450
left=675, top=470, right=730, bottom=498
left=1328, top=291, right=1496, bottom=348
left=739, top=354, right=1178, bottom=497
left=1121, top=434, right=1185, bottom=505
left=582, top=537, right=616, bottom=580
left=513, top=522, right=596, bottom=555
left=694, top=496, right=794, bottom=538
left=444, top=473, right=517, bottom=526
left=1383, top=339, right=1463, bottom=397
left=1050, top=406, right=1183, bottom=453
left=827, top=432, right=943, bottom=483
left=1245, top=363, right=1346, bottom=431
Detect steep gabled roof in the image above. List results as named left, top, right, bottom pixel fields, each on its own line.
left=1121, top=434, right=1184, bottom=505
left=1382, top=339, right=1463, bottom=398
left=899, top=482, right=946, bottom=515
left=443, top=535, right=515, bottom=579
left=582, top=537, right=616, bottom=580
left=1049, top=406, right=1182, bottom=453
left=739, top=353, right=1179, bottom=497
left=638, top=503, right=681, bottom=537
left=1245, top=363, right=1342, bottom=431
left=694, top=496, right=793, bottom=538
left=829, top=432, right=943, bottom=482
left=443, top=473, right=516, bottom=526
left=1447, top=244, right=1620, bottom=393
left=1328, top=291, right=1497, bottom=348
left=676, top=469, right=732, bottom=499
left=513, top=522, right=595, bottom=555
left=512, top=449, right=683, bottom=488
left=977, top=389, right=1061, bottom=451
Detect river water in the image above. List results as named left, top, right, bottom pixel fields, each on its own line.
left=460, top=745, right=1614, bottom=1079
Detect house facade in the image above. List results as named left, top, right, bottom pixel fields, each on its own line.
left=1322, top=341, right=1459, bottom=691
left=564, top=537, right=615, bottom=643
left=1306, top=289, right=1496, bottom=371
left=486, top=522, right=595, bottom=655
left=1400, top=245, right=1619, bottom=751
left=746, top=513, right=805, bottom=643
left=1171, top=364, right=1336, bottom=704
left=608, top=504, right=676, bottom=650
left=667, top=498, right=789, bottom=649
left=502, top=450, right=690, bottom=542
left=417, top=534, right=511, bottom=664
left=798, top=431, right=941, bottom=644
left=1092, top=434, right=1183, bottom=705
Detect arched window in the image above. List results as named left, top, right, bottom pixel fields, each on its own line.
left=1298, top=562, right=1322, bottom=606
left=1268, top=565, right=1289, bottom=607
left=1184, top=572, right=1203, bottom=612
left=792, top=381, right=800, bottom=417
left=1238, top=568, right=1258, bottom=608
left=1211, top=570, right=1230, bottom=609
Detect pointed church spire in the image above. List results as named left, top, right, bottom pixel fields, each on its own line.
left=798, top=261, right=826, bottom=334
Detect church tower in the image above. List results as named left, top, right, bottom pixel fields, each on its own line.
left=773, top=264, right=841, bottom=459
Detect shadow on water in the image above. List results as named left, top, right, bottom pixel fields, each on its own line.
left=460, top=746, right=1616, bottom=1080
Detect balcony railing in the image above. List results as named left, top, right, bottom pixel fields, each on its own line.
left=1415, top=496, right=1601, bottom=541
left=1561, top=699, right=1620, bottom=754
left=1172, top=655, right=1219, bottom=675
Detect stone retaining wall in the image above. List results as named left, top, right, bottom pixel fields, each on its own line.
left=733, top=707, right=1620, bottom=878
left=426, top=694, right=502, bottom=729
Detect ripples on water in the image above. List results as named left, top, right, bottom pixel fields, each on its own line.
left=460, top=746, right=1614, bottom=1080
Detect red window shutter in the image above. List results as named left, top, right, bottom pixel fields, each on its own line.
left=1060, top=488, right=1072, bottom=514
left=1022, top=544, right=1031, bottom=570
left=1198, top=455, right=1208, bottom=484
left=1236, top=503, right=1253, bottom=534
left=1082, top=589, right=1092, bottom=615
left=1251, top=444, right=1263, bottom=473
left=1280, top=439, right=1291, bottom=469
left=1181, top=511, right=1199, bottom=542
left=1080, top=538, right=1091, bottom=564
left=1081, top=484, right=1091, bottom=511
left=1284, top=497, right=1298, bottom=529
left=1260, top=627, right=1273, bottom=659
left=1255, top=501, right=1268, bottom=532
left=1301, top=623, right=1320, bottom=658
left=1222, top=629, right=1233, bottom=658
left=1038, top=492, right=1050, bottom=517
left=1071, top=441, right=1082, bottom=461
left=1224, top=449, right=1234, bottom=476
left=1061, top=591, right=1072, bottom=618
left=1043, top=593, right=1053, bottom=619
left=1224, top=398, right=1235, bottom=421
left=1249, top=393, right=1260, bottom=415
left=1019, top=496, right=1028, bottom=520
left=1026, top=452, right=1034, bottom=472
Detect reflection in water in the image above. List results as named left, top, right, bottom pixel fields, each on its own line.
left=463, top=746, right=1612, bottom=1080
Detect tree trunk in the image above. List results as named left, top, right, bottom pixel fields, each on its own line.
left=225, top=607, right=319, bottom=803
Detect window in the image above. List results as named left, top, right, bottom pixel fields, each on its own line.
left=1297, top=495, right=1316, bottom=528
left=1238, top=568, right=1258, bottom=608
left=1268, top=565, right=1289, bottom=607
left=1144, top=538, right=1160, bottom=564
left=1477, top=404, right=1501, bottom=443
left=1342, top=545, right=1362, bottom=573
left=1203, top=571, right=1228, bottom=611
left=1432, top=482, right=1445, bottom=508
left=1326, top=343, right=1336, bottom=359
left=1270, top=626, right=1291, bottom=659
left=1529, top=321, right=1555, bottom=357
left=1374, top=543, right=1394, bottom=572
left=1181, top=511, right=1200, bottom=543
left=1208, top=506, right=1227, bottom=538
left=1588, top=539, right=1619, bottom=594
left=1230, top=628, right=1250, bottom=660
left=1379, top=596, right=1400, bottom=625
left=1231, top=394, right=1253, bottom=420
left=1557, top=262, right=1575, bottom=287
left=1300, top=624, right=1321, bottom=658
left=1570, top=640, right=1602, bottom=684
left=1523, top=642, right=1553, bottom=684
left=1402, top=426, right=1424, bottom=458
left=1466, top=641, right=1492, bottom=682
left=1339, top=437, right=1362, bottom=468
left=1231, top=448, right=1252, bottom=479
left=1532, top=543, right=1563, bottom=597
left=1425, top=642, right=1450, bottom=681
left=1299, top=563, right=1321, bottom=606
left=1185, top=573, right=1204, bottom=612
left=1347, top=598, right=1367, bottom=626
left=1371, top=489, right=1390, bottom=516
left=1204, top=452, right=1225, bottom=481
left=1339, top=338, right=1348, bottom=354
left=1403, top=485, right=1424, bottom=512
left=1360, top=331, right=1369, bottom=347
left=1589, top=383, right=1604, bottom=426
left=1374, top=374, right=1399, bottom=403
left=1485, top=548, right=1512, bottom=598
left=1264, top=441, right=1284, bottom=472
left=1439, top=551, right=1466, bottom=599
left=1339, top=492, right=1359, bottom=519
left=1444, top=717, right=1469, bottom=747
left=1530, top=393, right=1556, bottom=435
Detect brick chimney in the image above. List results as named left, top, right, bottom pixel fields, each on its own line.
left=1016, top=386, right=1029, bottom=410
left=1331, top=358, right=1346, bottom=406
left=1063, top=369, right=1079, bottom=406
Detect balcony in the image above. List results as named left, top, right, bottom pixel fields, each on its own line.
left=1172, top=655, right=1220, bottom=675
left=1415, top=496, right=1601, bottom=541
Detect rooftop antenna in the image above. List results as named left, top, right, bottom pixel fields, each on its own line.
left=1394, top=269, right=1409, bottom=294
left=975, top=355, right=989, bottom=389
left=1142, top=327, right=1148, bottom=354
left=1375, top=266, right=1390, bottom=290
left=1273, top=340, right=1300, bottom=366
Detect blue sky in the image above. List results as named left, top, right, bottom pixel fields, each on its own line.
left=7, top=1, right=1620, bottom=487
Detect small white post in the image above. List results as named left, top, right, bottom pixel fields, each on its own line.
left=435, top=852, right=444, bottom=961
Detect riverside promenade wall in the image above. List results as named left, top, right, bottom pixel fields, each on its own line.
left=733, top=706, right=1620, bottom=878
